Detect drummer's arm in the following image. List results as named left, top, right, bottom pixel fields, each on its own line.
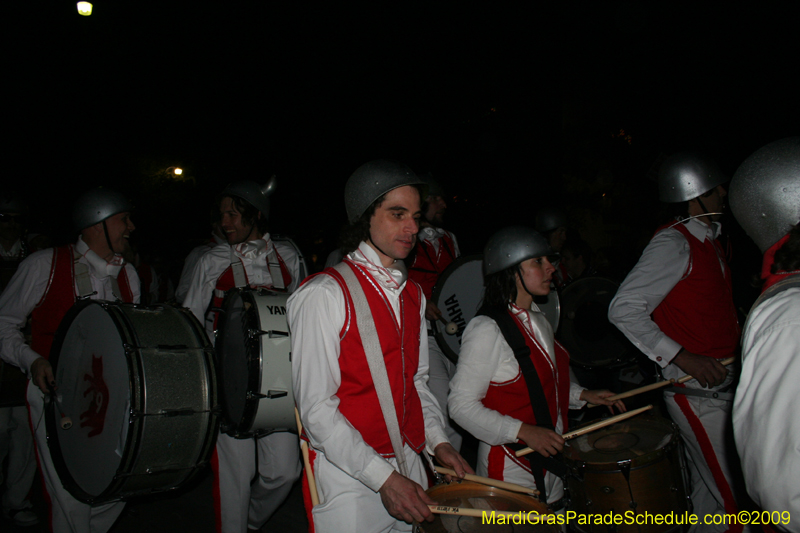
left=287, top=276, right=399, bottom=493
left=0, top=250, right=54, bottom=390
left=607, top=229, right=689, bottom=368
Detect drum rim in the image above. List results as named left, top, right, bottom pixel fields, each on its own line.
left=217, top=288, right=271, bottom=438
left=431, top=254, right=484, bottom=364
left=46, top=299, right=142, bottom=504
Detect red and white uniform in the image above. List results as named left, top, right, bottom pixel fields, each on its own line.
left=183, top=235, right=301, bottom=533
left=175, top=233, right=227, bottom=305
left=733, top=237, right=800, bottom=529
left=449, top=303, right=585, bottom=503
left=609, top=218, right=745, bottom=533
left=287, top=242, right=449, bottom=533
left=408, top=227, right=462, bottom=450
left=0, top=236, right=140, bottom=533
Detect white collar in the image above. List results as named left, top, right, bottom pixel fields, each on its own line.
left=682, top=217, right=722, bottom=242
left=348, top=241, right=407, bottom=290
left=75, top=236, right=125, bottom=279
left=233, top=234, right=272, bottom=260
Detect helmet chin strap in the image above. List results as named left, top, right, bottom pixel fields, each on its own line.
left=367, top=235, right=393, bottom=261
left=516, top=264, right=537, bottom=299
left=102, top=220, right=117, bottom=256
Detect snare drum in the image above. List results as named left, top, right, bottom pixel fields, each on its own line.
left=423, top=480, right=559, bottom=532
left=562, top=416, right=690, bottom=532
left=46, top=301, right=219, bottom=504
left=215, top=288, right=295, bottom=438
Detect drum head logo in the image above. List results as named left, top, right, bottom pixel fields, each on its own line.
left=80, top=355, right=109, bottom=437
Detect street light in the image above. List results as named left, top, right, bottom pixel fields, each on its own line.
left=77, top=2, right=93, bottom=16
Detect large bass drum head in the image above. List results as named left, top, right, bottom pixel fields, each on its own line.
left=48, top=302, right=131, bottom=499
left=563, top=416, right=676, bottom=466
left=431, top=256, right=484, bottom=363
left=557, top=277, right=633, bottom=368
left=217, top=289, right=255, bottom=432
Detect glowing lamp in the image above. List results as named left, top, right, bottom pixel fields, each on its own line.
left=77, top=2, right=93, bottom=16
left=173, top=168, right=183, bottom=175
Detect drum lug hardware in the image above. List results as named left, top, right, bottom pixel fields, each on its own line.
left=601, top=486, right=615, bottom=494
left=211, top=307, right=225, bottom=314
left=124, top=343, right=138, bottom=355
left=161, top=408, right=195, bottom=417
left=250, top=329, right=289, bottom=339
left=247, top=392, right=268, bottom=400
left=266, top=390, right=288, bottom=399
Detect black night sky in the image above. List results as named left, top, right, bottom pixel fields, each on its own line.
left=7, top=3, right=798, bottom=278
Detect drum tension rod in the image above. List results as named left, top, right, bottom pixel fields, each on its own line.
left=247, top=390, right=288, bottom=399
left=249, top=329, right=289, bottom=338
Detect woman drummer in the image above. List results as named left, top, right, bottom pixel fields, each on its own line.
left=448, top=226, right=624, bottom=508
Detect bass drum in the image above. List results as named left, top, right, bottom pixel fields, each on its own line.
left=557, top=277, right=633, bottom=368
left=562, top=416, right=690, bottom=533
left=272, top=235, right=309, bottom=285
left=216, top=288, right=295, bottom=438
left=47, top=301, right=219, bottom=505
left=423, top=480, right=559, bottom=532
left=431, top=255, right=559, bottom=363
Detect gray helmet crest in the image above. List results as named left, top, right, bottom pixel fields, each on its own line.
left=72, top=188, right=133, bottom=231
left=535, top=207, right=567, bottom=234
left=658, top=152, right=727, bottom=203
left=344, top=160, right=427, bottom=223
left=729, top=137, right=800, bottom=253
left=221, top=175, right=276, bottom=220
left=483, top=226, right=552, bottom=276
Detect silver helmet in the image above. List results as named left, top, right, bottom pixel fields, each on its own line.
left=344, top=160, right=426, bottom=224
left=729, top=137, right=800, bottom=253
left=221, top=175, right=276, bottom=219
left=658, top=152, right=727, bottom=203
left=484, top=226, right=552, bottom=276
left=535, top=207, right=567, bottom=233
left=72, top=188, right=132, bottom=231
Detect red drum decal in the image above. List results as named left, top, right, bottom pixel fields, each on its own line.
left=80, top=355, right=108, bottom=437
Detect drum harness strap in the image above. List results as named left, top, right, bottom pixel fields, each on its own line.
left=332, top=263, right=411, bottom=478
left=229, top=246, right=286, bottom=291
left=72, top=247, right=125, bottom=301
left=478, top=306, right=568, bottom=508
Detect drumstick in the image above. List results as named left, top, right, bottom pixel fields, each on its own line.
left=294, top=408, right=320, bottom=507
left=434, top=467, right=539, bottom=497
left=587, top=357, right=736, bottom=407
left=50, top=391, right=73, bottom=430
left=438, top=317, right=458, bottom=335
left=515, top=405, right=653, bottom=458
left=429, top=505, right=530, bottom=519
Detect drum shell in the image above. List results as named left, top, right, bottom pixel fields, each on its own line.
left=216, top=288, right=295, bottom=438
left=47, top=301, right=219, bottom=504
left=563, top=418, right=689, bottom=533
left=423, top=480, right=559, bottom=532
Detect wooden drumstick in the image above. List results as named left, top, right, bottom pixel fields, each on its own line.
left=50, top=391, right=73, bottom=430
left=429, top=505, right=530, bottom=519
left=587, top=357, right=736, bottom=407
left=295, top=408, right=320, bottom=506
left=434, top=467, right=539, bottom=497
left=515, top=405, right=654, bottom=458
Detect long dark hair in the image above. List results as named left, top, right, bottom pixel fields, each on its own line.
left=480, top=266, right=518, bottom=312
left=773, top=223, right=800, bottom=273
left=218, top=195, right=269, bottom=235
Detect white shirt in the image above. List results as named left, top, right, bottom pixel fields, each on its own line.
left=417, top=226, right=460, bottom=257
left=287, top=242, right=448, bottom=492
left=183, top=234, right=301, bottom=340
left=449, top=303, right=586, bottom=446
left=174, top=233, right=227, bottom=305
left=608, top=218, right=725, bottom=368
left=733, top=285, right=800, bottom=524
left=0, top=236, right=141, bottom=375
left=0, top=239, right=24, bottom=260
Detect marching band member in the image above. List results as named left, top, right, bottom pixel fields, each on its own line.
left=729, top=137, right=800, bottom=529
left=0, top=189, right=140, bottom=533
left=608, top=153, right=746, bottom=532
left=449, top=226, right=621, bottom=507
left=287, top=160, right=471, bottom=532
left=183, top=180, right=301, bottom=533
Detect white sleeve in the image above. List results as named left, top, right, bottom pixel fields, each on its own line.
left=413, top=290, right=449, bottom=452
left=175, top=245, right=207, bottom=305
left=273, top=241, right=301, bottom=294
left=448, top=316, right=523, bottom=446
left=449, top=232, right=461, bottom=258
left=182, top=250, right=224, bottom=341
left=287, top=276, right=396, bottom=492
left=607, top=229, right=688, bottom=367
left=0, top=250, right=52, bottom=374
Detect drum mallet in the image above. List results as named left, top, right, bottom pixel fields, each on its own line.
left=587, top=357, right=736, bottom=408
left=429, top=505, right=526, bottom=520
left=50, top=391, right=73, bottom=430
left=438, top=317, right=458, bottom=335
left=294, top=408, right=319, bottom=506
left=515, top=405, right=654, bottom=458
left=434, top=466, right=539, bottom=497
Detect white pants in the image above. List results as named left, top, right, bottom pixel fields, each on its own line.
left=27, top=383, right=124, bottom=533
left=662, top=363, right=748, bottom=533
left=311, top=445, right=427, bottom=533
left=213, top=431, right=301, bottom=533
left=478, top=442, right=563, bottom=505
left=426, top=336, right=462, bottom=452
left=0, top=405, right=37, bottom=514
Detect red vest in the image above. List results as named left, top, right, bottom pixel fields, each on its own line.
left=408, top=232, right=457, bottom=299
left=481, top=311, right=571, bottom=436
left=210, top=252, right=292, bottom=326
left=31, top=245, right=134, bottom=359
left=306, top=260, right=426, bottom=457
left=651, top=223, right=739, bottom=359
